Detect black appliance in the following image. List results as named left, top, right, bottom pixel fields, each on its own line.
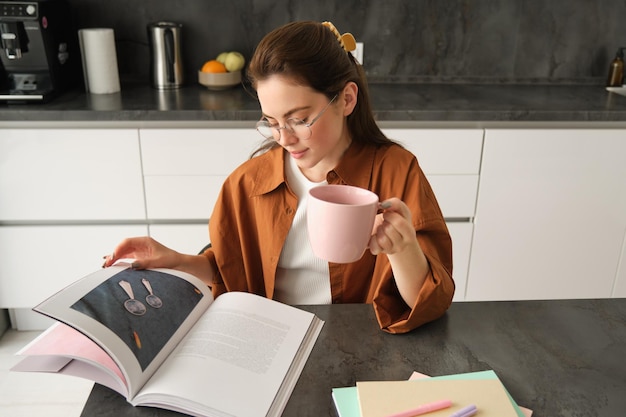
left=0, top=0, right=79, bottom=102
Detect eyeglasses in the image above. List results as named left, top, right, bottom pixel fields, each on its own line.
left=256, top=95, right=338, bottom=141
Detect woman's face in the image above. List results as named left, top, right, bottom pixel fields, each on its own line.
left=256, top=75, right=356, bottom=182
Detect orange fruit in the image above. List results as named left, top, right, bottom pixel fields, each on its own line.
left=201, top=60, right=227, bottom=73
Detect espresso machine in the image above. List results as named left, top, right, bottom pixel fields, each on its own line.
left=0, top=0, right=79, bottom=102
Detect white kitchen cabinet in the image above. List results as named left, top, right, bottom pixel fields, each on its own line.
left=467, top=129, right=626, bottom=301
left=384, top=129, right=483, bottom=175
left=143, top=176, right=226, bottom=220
left=383, top=129, right=483, bottom=220
left=0, top=225, right=147, bottom=308
left=0, top=129, right=145, bottom=221
left=0, top=128, right=147, bottom=329
left=140, top=128, right=262, bottom=220
left=382, top=129, right=484, bottom=301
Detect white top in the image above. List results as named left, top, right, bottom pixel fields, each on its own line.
left=273, top=156, right=331, bottom=304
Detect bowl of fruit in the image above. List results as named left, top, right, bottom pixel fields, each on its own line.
left=198, top=51, right=245, bottom=90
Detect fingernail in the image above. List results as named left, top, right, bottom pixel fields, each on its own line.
left=131, top=262, right=140, bottom=270
left=379, top=201, right=392, bottom=209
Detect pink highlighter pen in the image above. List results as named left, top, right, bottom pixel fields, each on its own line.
left=385, top=399, right=453, bottom=417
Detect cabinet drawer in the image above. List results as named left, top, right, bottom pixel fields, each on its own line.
left=382, top=129, right=483, bottom=174
left=140, top=128, right=262, bottom=175
left=141, top=129, right=260, bottom=220
left=145, top=176, right=223, bottom=219
left=0, top=129, right=145, bottom=221
left=383, top=129, right=483, bottom=218
left=430, top=175, right=478, bottom=218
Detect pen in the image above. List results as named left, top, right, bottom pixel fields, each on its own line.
left=448, top=404, right=478, bottom=417
left=385, top=399, right=453, bottom=417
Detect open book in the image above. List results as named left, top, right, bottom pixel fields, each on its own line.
left=11, top=265, right=324, bottom=417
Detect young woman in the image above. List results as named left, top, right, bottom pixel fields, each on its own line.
left=103, top=21, right=454, bottom=333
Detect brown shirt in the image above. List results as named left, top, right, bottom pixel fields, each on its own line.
left=202, top=140, right=455, bottom=333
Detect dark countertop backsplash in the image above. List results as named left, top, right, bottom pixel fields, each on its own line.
left=4, top=0, right=626, bottom=123
left=62, top=0, right=624, bottom=84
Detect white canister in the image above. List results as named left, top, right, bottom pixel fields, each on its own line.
left=78, top=28, right=121, bottom=94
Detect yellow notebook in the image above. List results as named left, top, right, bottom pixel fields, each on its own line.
left=357, top=378, right=519, bottom=417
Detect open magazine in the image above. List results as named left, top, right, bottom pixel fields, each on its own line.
left=11, top=265, right=324, bottom=417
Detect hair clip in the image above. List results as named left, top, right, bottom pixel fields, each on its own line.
left=322, top=21, right=357, bottom=52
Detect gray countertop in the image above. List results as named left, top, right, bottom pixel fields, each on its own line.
left=80, top=299, right=626, bottom=417
left=2, top=81, right=626, bottom=128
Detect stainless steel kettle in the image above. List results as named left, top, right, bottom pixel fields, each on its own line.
left=147, top=21, right=184, bottom=89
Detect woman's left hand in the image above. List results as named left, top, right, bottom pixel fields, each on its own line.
left=369, top=198, right=418, bottom=255
left=369, top=197, right=430, bottom=306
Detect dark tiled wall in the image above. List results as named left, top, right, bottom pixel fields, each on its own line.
left=66, top=0, right=626, bottom=84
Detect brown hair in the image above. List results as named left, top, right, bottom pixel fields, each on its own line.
left=247, top=21, right=393, bottom=156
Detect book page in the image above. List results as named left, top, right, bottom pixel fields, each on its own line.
left=30, top=266, right=214, bottom=399
left=12, top=322, right=127, bottom=396
left=133, top=291, right=323, bottom=417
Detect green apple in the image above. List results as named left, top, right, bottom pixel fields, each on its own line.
left=216, top=52, right=229, bottom=64
left=223, top=51, right=245, bottom=72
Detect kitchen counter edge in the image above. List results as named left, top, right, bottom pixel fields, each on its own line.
left=4, top=83, right=626, bottom=129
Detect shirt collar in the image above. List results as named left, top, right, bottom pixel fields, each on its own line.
left=329, top=141, right=377, bottom=188
left=250, top=146, right=288, bottom=196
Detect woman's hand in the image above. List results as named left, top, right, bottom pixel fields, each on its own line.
left=369, top=198, right=430, bottom=306
left=102, top=236, right=182, bottom=270
left=369, top=198, right=418, bottom=256
left=103, top=236, right=216, bottom=286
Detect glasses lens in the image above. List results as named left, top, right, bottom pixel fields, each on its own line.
left=287, top=119, right=312, bottom=140
left=255, top=119, right=312, bottom=141
left=256, top=121, right=276, bottom=139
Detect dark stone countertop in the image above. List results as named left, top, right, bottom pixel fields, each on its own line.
left=3, top=81, right=626, bottom=127
left=80, top=299, right=626, bottom=417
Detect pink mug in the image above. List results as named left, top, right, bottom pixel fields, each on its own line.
left=307, top=184, right=379, bottom=263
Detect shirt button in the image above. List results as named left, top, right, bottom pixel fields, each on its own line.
left=327, top=172, right=336, bottom=181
